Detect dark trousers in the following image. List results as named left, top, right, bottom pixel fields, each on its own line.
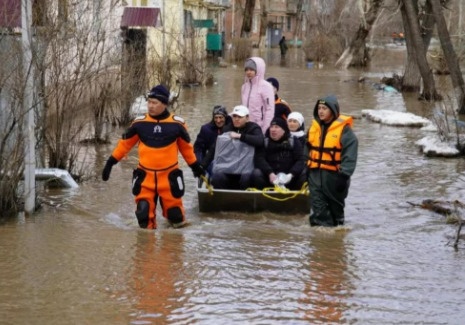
left=308, top=169, right=349, bottom=227
left=211, top=172, right=252, bottom=190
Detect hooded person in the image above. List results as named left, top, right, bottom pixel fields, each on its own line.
left=194, top=105, right=232, bottom=164
left=101, top=84, right=205, bottom=229
left=241, top=57, right=275, bottom=134
left=252, top=117, right=306, bottom=190
left=306, top=95, right=358, bottom=227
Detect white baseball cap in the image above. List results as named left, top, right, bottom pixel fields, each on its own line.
left=231, top=105, right=249, bottom=117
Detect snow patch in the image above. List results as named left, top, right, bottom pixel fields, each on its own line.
left=415, top=136, right=460, bottom=157
left=362, top=109, right=432, bottom=127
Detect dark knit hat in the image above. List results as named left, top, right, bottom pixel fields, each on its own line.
left=212, top=105, right=227, bottom=118
left=147, top=85, right=170, bottom=104
left=270, top=117, right=290, bottom=135
left=244, top=59, right=257, bottom=71
left=267, top=77, right=279, bottom=91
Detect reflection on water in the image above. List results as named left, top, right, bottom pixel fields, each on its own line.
left=301, top=229, right=352, bottom=324
left=128, top=231, right=187, bottom=324
left=1, top=47, right=465, bottom=324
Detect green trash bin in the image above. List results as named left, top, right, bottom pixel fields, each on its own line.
left=206, top=33, right=222, bottom=51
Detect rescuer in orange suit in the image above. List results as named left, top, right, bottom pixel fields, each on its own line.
left=101, top=84, right=205, bottom=229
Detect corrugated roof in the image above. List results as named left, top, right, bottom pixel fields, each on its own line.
left=0, top=0, right=21, bottom=28
left=120, top=7, right=161, bottom=29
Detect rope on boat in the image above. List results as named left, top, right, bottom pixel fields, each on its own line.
left=246, top=182, right=309, bottom=202
left=200, top=175, right=214, bottom=195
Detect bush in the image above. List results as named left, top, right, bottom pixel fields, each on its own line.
left=302, top=33, right=343, bottom=63
left=231, top=38, right=252, bottom=62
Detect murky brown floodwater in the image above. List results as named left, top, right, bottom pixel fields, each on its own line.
left=2, top=47, right=465, bottom=324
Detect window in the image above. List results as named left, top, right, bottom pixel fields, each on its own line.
left=287, top=16, right=291, bottom=31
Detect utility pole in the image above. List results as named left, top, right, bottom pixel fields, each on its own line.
left=22, top=0, right=36, bottom=214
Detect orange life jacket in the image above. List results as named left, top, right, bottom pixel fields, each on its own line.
left=307, top=115, right=353, bottom=171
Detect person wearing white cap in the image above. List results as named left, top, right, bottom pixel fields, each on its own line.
left=201, top=105, right=264, bottom=190
left=287, top=112, right=306, bottom=146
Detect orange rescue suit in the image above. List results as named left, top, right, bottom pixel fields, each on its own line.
left=307, top=115, right=353, bottom=172
left=111, top=110, right=197, bottom=229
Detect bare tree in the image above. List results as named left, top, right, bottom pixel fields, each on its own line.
left=400, top=0, right=441, bottom=101
left=257, top=0, right=268, bottom=49
left=302, top=0, right=348, bottom=63
left=241, top=0, right=256, bottom=37
left=335, top=0, right=384, bottom=69
left=428, top=0, right=465, bottom=114
left=32, top=1, right=123, bottom=176
left=293, top=0, right=305, bottom=42
left=401, top=0, right=436, bottom=91
left=0, top=36, right=25, bottom=214
left=145, top=6, right=213, bottom=105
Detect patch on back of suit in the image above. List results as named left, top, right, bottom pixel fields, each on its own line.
left=173, top=115, right=185, bottom=124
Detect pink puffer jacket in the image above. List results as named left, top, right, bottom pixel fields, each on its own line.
left=241, top=57, right=275, bottom=134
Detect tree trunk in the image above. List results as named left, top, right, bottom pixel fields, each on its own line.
left=257, top=0, right=267, bottom=49
left=401, top=1, right=421, bottom=91
left=241, top=0, right=256, bottom=37
left=402, top=0, right=436, bottom=91
left=401, top=0, right=441, bottom=101
left=428, top=0, right=465, bottom=114
left=335, top=0, right=383, bottom=69
left=293, top=0, right=304, bottom=41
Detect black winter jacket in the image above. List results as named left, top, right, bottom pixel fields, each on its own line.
left=254, top=135, right=305, bottom=178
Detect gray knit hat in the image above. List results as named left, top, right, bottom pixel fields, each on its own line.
left=244, top=59, right=257, bottom=71
left=212, top=105, right=228, bottom=118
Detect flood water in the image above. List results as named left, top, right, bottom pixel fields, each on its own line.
left=1, top=47, right=465, bottom=324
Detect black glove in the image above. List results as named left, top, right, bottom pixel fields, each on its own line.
left=189, top=162, right=205, bottom=178
left=102, top=156, right=118, bottom=181
left=335, top=173, right=349, bottom=192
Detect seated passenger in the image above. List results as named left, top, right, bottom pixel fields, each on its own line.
left=202, top=105, right=264, bottom=190
left=252, top=117, right=306, bottom=190
left=287, top=112, right=306, bottom=146
left=193, top=105, right=231, bottom=172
